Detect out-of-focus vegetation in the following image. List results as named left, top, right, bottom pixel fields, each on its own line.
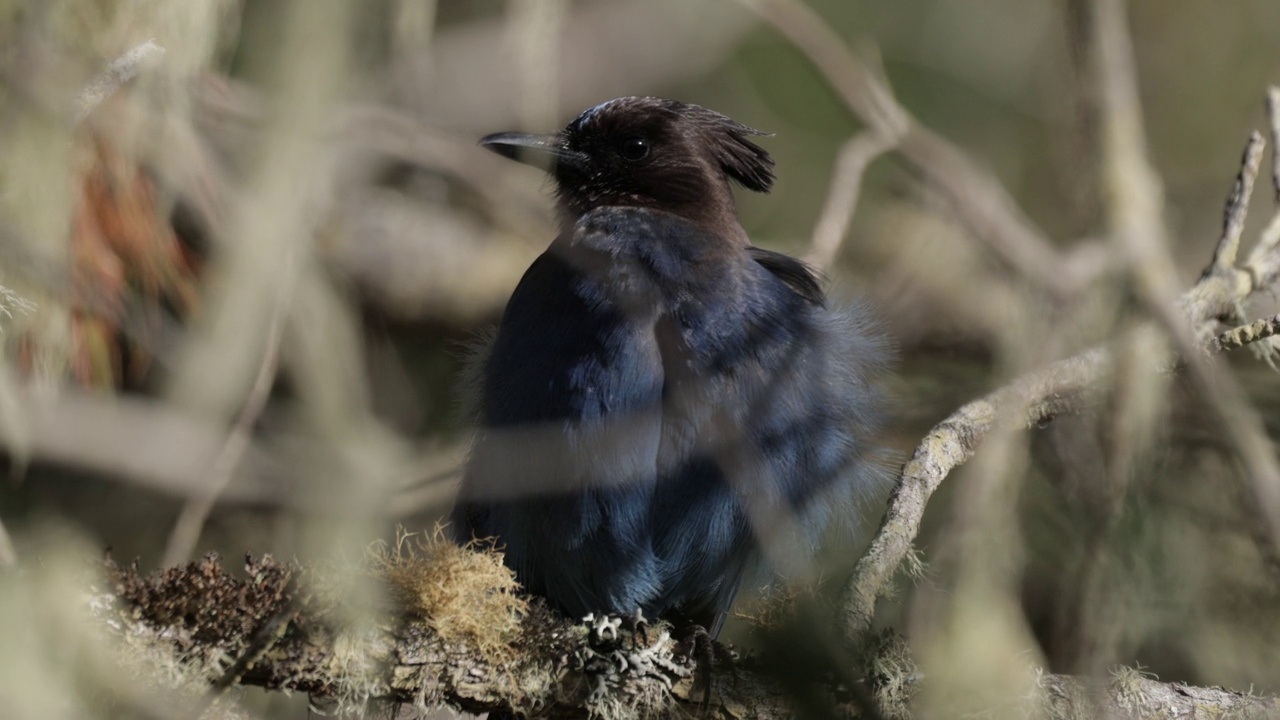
left=2, top=0, right=1280, bottom=717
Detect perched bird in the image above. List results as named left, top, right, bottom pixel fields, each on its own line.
left=452, top=97, right=892, bottom=636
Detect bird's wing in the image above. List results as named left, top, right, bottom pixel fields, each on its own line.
left=651, top=240, right=875, bottom=634
left=453, top=233, right=669, bottom=617
left=745, top=245, right=826, bottom=306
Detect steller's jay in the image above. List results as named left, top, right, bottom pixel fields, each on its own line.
left=452, top=97, right=893, bottom=637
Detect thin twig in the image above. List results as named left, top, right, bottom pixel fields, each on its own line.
left=75, top=40, right=165, bottom=124
left=806, top=132, right=896, bottom=270
left=1195, top=211, right=1280, bottom=322
left=732, top=0, right=906, bottom=136
left=1212, top=313, right=1280, bottom=353
left=1249, top=92, right=1280, bottom=263
left=1251, top=212, right=1280, bottom=268
left=0, top=517, right=16, bottom=568
left=1211, top=132, right=1265, bottom=271
left=161, top=252, right=297, bottom=567
left=1267, top=87, right=1280, bottom=204
left=735, top=0, right=1077, bottom=297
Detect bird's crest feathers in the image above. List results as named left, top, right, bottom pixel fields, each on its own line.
left=690, top=107, right=776, bottom=193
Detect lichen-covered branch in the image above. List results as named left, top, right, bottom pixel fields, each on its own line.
left=842, top=348, right=1110, bottom=639
left=1037, top=667, right=1280, bottom=718
left=1211, top=132, right=1266, bottom=271
left=1213, top=313, right=1280, bottom=353
left=102, top=553, right=804, bottom=719
left=102, top=553, right=1280, bottom=720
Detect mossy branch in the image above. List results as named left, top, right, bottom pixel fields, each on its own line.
left=101, top=552, right=1280, bottom=720
left=102, top=550, right=806, bottom=719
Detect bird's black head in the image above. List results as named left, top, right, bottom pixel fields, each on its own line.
left=481, top=97, right=774, bottom=241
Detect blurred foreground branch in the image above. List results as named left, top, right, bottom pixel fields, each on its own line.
left=0, top=381, right=463, bottom=516
left=160, top=244, right=296, bottom=567
left=74, top=40, right=165, bottom=124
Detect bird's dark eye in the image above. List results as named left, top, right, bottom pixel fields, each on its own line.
left=618, top=137, right=650, bottom=161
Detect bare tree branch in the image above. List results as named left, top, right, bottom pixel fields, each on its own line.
left=843, top=347, right=1109, bottom=639
left=1211, top=132, right=1266, bottom=271
left=161, top=249, right=297, bottom=567
left=806, top=132, right=896, bottom=270
left=0, top=386, right=285, bottom=503
left=1212, top=313, right=1280, bottom=353
left=736, top=0, right=1081, bottom=297
left=75, top=40, right=165, bottom=124
left=732, top=0, right=907, bottom=136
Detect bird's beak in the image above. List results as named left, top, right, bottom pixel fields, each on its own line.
left=480, top=132, right=585, bottom=173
